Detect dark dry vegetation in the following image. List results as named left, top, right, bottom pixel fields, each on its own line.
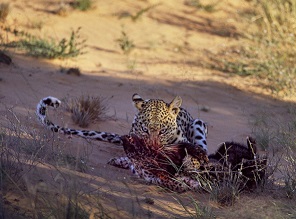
left=65, top=95, right=109, bottom=128
left=0, top=0, right=296, bottom=218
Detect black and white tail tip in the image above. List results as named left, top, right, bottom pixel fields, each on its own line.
left=36, top=96, right=61, bottom=126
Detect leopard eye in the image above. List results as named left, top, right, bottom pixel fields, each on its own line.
left=159, top=128, right=167, bottom=135
left=142, top=126, right=148, bottom=133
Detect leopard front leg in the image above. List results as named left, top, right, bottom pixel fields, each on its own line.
left=130, top=162, right=200, bottom=193
left=187, top=119, right=208, bottom=152
left=107, top=156, right=131, bottom=169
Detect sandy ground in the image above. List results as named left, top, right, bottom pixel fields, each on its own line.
left=1, top=0, right=295, bottom=218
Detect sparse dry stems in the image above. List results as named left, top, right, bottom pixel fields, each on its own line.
left=66, top=95, right=108, bottom=128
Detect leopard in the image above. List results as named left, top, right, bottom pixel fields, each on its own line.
left=36, top=94, right=208, bottom=169
left=37, top=95, right=267, bottom=193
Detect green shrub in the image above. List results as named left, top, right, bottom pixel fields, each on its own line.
left=116, top=30, right=135, bottom=55
left=3, top=27, right=85, bottom=59
left=184, top=0, right=219, bottom=12
left=71, top=0, right=94, bottom=11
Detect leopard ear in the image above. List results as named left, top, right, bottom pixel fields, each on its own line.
left=169, top=96, right=182, bottom=116
left=132, top=93, right=145, bottom=111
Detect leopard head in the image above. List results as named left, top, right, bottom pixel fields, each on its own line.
left=131, top=93, right=182, bottom=145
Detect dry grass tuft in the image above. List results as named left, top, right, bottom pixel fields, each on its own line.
left=66, top=95, right=109, bottom=128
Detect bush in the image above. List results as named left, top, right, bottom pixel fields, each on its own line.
left=3, top=27, right=86, bottom=59
left=66, top=95, right=109, bottom=128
